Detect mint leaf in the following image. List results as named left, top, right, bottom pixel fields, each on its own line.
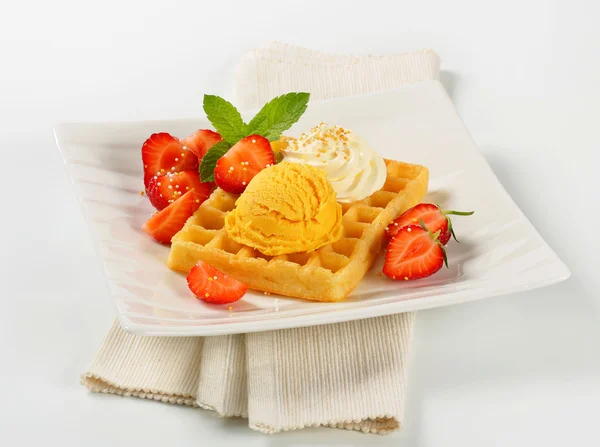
left=199, top=140, right=230, bottom=182
left=246, top=92, right=309, bottom=141
left=203, top=95, right=246, bottom=144
left=273, top=151, right=283, bottom=164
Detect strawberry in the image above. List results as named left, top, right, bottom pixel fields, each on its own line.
left=383, top=221, right=448, bottom=281
left=142, top=133, right=198, bottom=188
left=213, top=135, right=275, bottom=194
left=386, top=203, right=474, bottom=245
left=182, top=129, right=222, bottom=160
left=187, top=261, right=248, bottom=304
left=146, top=170, right=213, bottom=211
left=142, top=190, right=199, bottom=243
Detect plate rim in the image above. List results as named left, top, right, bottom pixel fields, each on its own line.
left=118, top=269, right=570, bottom=336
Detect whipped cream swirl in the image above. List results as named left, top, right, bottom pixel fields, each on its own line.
left=281, top=123, right=387, bottom=203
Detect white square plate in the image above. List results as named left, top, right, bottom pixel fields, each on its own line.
left=55, top=80, right=570, bottom=336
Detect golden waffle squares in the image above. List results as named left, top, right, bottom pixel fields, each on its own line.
left=168, top=160, right=429, bottom=302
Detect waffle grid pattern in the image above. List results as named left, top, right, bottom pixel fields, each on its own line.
left=168, top=160, right=428, bottom=301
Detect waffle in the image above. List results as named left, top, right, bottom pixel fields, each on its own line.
left=168, top=160, right=429, bottom=302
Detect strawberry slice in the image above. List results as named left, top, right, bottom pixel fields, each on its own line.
left=142, top=133, right=198, bottom=188
left=146, top=171, right=213, bottom=211
left=187, top=261, right=248, bottom=304
left=386, top=203, right=474, bottom=245
left=182, top=129, right=222, bottom=160
left=383, top=221, right=448, bottom=280
left=214, top=134, right=275, bottom=194
left=142, top=190, right=199, bottom=243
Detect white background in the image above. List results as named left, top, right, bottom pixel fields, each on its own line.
left=2, top=0, right=599, bottom=445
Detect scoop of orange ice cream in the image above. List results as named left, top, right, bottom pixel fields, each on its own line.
left=224, top=162, right=343, bottom=256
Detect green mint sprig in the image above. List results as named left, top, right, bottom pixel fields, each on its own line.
left=245, top=92, right=310, bottom=141
left=203, top=95, right=247, bottom=144
left=200, top=92, right=310, bottom=182
left=199, top=140, right=231, bottom=182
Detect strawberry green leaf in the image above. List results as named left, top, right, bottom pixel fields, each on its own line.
left=419, top=218, right=448, bottom=267
left=199, top=140, right=231, bottom=182
left=441, top=208, right=474, bottom=243
left=443, top=210, right=475, bottom=216
left=203, top=95, right=247, bottom=145
left=450, top=225, right=459, bottom=243
left=440, top=243, right=449, bottom=268
left=246, top=92, right=310, bottom=141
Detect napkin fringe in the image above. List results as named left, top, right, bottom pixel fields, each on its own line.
left=81, top=320, right=202, bottom=405
left=244, top=40, right=439, bottom=62
left=80, top=373, right=197, bottom=406
left=251, top=417, right=399, bottom=435
left=234, top=43, right=440, bottom=109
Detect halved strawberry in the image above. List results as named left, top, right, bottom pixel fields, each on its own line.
left=383, top=221, right=448, bottom=280
left=214, top=134, right=275, bottom=194
left=386, top=203, right=474, bottom=245
left=146, top=171, right=213, bottom=211
left=142, top=133, right=198, bottom=188
left=187, top=261, right=248, bottom=304
left=142, top=190, right=199, bottom=243
left=182, top=129, right=222, bottom=160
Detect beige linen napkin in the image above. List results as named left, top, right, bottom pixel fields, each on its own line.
left=82, top=42, right=440, bottom=434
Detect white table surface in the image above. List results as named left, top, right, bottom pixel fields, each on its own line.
left=2, top=0, right=599, bottom=445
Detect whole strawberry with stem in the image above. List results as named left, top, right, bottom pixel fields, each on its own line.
left=386, top=203, right=474, bottom=245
